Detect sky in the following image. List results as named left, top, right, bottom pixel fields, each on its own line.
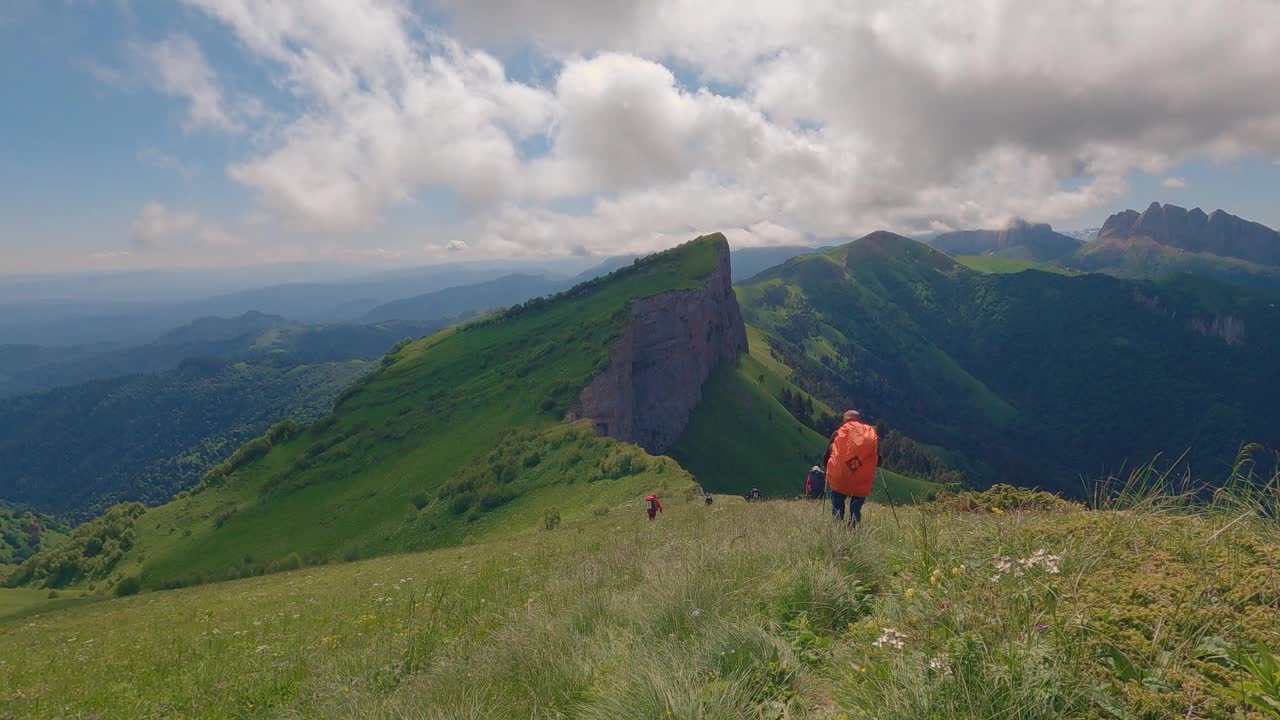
left=2, top=0, right=1279, bottom=273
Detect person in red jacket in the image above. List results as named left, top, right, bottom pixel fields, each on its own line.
left=823, top=410, right=879, bottom=526
left=644, top=493, right=663, bottom=521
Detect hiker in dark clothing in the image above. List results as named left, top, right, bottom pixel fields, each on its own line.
left=805, top=466, right=826, bottom=499
left=746, top=487, right=762, bottom=502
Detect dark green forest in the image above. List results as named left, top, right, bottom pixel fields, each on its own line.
left=738, top=232, right=1280, bottom=495
left=0, top=359, right=373, bottom=519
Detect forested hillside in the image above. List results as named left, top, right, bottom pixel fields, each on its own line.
left=0, top=358, right=373, bottom=518
left=738, top=232, right=1280, bottom=493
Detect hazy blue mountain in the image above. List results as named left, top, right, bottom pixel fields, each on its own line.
left=927, top=220, right=1082, bottom=262
left=730, top=246, right=826, bottom=282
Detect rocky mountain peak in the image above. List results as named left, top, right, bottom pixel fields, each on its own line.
left=567, top=236, right=748, bottom=454
left=1098, top=202, right=1280, bottom=266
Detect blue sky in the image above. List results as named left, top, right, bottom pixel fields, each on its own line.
left=2, top=1, right=1278, bottom=272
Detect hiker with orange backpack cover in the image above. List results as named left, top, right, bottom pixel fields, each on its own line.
left=644, top=493, right=663, bottom=521
left=823, top=410, right=879, bottom=526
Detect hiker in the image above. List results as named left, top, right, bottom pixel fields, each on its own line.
left=805, top=465, right=826, bottom=499
left=644, top=493, right=663, bottom=521
left=704, top=493, right=714, bottom=506
left=747, top=487, right=762, bottom=502
left=824, top=410, right=879, bottom=525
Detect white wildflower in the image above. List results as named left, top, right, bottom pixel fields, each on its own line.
left=872, top=628, right=908, bottom=650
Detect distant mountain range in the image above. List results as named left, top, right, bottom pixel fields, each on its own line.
left=0, top=312, right=447, bottom=399
left=923, top=203, right=1280, bottom=292
left=739, top=231, right=1280, bottom=493
left=1096, top=202, right=1280, bottom=265
left=928, top=219, right=1082, bottom=263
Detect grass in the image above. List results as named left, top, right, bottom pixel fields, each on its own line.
left=955, top=256, right=1077, bottom=275
left=3, top=481, right=1276, bottom=719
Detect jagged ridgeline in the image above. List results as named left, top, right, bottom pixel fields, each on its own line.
left=14, top=234, right=824, bottom=591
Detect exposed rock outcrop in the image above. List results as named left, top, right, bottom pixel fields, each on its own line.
left=567, top=235, right=748, bottom=454
left=1097, top=202, right=1280, bottom=266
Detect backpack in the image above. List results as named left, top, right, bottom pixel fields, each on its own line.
left=806, top=469, right=826, bottom=497
left=646, top=497, right=657, bottom=511
left=826, top=422, right=878, bottom=498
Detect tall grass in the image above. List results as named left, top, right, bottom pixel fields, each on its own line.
left=2, top=473, right=1277, bottom=719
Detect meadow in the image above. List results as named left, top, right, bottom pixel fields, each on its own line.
left=3, top=477, right=1277, bottom=719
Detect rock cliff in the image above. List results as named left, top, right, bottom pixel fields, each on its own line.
left=567, top=235, right=748, bottom=454
left=1097, top=202, right=1280, bottom=266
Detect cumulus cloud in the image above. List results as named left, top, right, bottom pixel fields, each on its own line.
left=446, top=240, right=468, bottom=251
left=170, top=0, right=1280, bottom=255
left=1162, top=177, right=1189, bottom=189
left=130, top=202, right=242, bottom=250
left=138, top=33, right=243, bottom=132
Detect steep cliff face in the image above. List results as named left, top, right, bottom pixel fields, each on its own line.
left=567, top=236, right=748, bottom=454
left=1097, top=202, right=1280, bottom=266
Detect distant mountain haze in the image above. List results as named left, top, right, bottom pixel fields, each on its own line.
left=1096, top=202, right=1280, bottom=266
left=927, top=219, right=1082, bottom=262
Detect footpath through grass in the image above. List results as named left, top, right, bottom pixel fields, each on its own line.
left=3, top=486, right=1277, bottom=719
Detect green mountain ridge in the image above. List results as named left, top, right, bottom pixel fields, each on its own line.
left=738, top=231, right=1280, bottom=494
left=5, top=234, right=933, bottom=592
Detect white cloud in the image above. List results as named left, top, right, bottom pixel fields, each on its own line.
left=1162, top=176, right=1189, bottom=189
left=138, top=33, right=242, bottom=132
left=137, top=146, right=198, bottom=179
left=446, top=239, right=469, bottom=251
left=130, top=202, right=243, bottom=250
left=167, top=0, right=1280, bottom=255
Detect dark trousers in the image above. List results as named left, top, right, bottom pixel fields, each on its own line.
left=647, top=509, right=657, bottom=521
left=831, top=491, right=865, bottom=525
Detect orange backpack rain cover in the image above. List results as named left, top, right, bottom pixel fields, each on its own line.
left=825, top=422, right=879, bottom=498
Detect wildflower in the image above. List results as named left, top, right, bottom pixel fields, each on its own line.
left=1036, top=623, right=1049, bottom=632
left=904, top=588, right=916, bottom=600
left=343, top=687, right=350, bottom=693
left=929, top=569, right=943, bottom=586
left=992, top=506, right=1005, bottom=515
left=872, top=627, right=908, bottom=650
left=859, top=666, right=867, bottom=673
left=927, top=655, right=946, bottom=671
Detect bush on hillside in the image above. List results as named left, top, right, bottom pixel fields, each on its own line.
left=935, top=483, right=1077, bottom=514
left=196, top=418, right=306, bottom=492
left=113, top=574, right=141, bottom=597
left=5, top=502, right=145, bottom=588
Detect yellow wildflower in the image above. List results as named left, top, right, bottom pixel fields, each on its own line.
left=904, top=588, right=916, bottom=600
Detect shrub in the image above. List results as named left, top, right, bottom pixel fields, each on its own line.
left=935, top=484, right=1076, bottom=514
left=113, top=575, right=141, bottom=597
left=411, top=492, right=430, bottom=510
left=544, top=508, right=562, bottom=531
left=5, top=502, right=145, bottom=588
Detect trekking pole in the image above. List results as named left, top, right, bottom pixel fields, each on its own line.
left=877, top=467, right=903, bottom=526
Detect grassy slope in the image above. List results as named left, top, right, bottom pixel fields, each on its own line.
left=955, top=255, right=1076, bottom=275
left=670, top=327, right=940, bottom=502
left=109, top=236, right=721, bottom=590
left=3, top=491, right=1276, bottom=719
